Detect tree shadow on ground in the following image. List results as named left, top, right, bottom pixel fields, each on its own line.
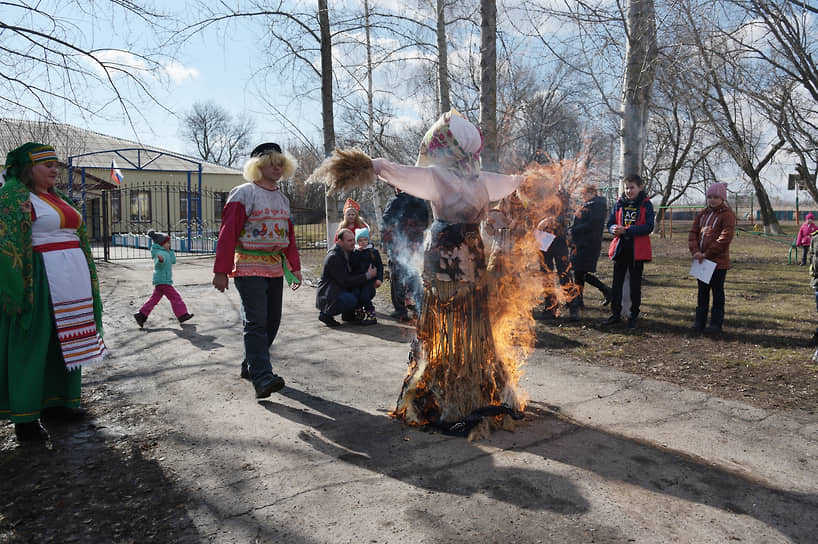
left=0, top=403, right=200, bottom=543
left=265, top=389, right=816, bottom=542
left=262, top=388, right=591, bottom=515
left=502, top=401, right=818, bottom=543
left=323, top=320, right=419, bottom=343
left=534, top=326, right=585, bottom=349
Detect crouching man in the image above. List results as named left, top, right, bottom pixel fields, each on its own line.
left=316, top=228, right=377, bottom=326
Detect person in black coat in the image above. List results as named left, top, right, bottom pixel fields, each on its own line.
left=380, top=188, right=429, bottom=320
left=316, top=228, right=377, bottom=327
left=569, top=184, right=611, bottom=308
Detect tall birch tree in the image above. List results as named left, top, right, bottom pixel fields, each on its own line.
left=480, top=0, right=499, bottom=171
left=620, top=0, right=659, bottom=180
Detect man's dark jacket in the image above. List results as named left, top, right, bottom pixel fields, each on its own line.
left=315, top=243, right=369, bottom=313
left=569, top=195, right=607, bottom=273
left=381, top=191, right=429, bottom=244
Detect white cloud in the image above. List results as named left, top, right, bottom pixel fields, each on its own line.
left=163, top=61, right=200, bottom=84
left=89, top=50, right=148, bottom=76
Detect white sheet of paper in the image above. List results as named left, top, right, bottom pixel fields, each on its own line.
left=534, top=231, right=555, bottom=252
left=690, top=258, right=717, bottom=284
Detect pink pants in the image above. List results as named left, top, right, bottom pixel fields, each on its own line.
left=140, top=284, right=188, bottom=317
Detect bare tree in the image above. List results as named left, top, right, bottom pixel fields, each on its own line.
left=178, top=2, right=342, bottom=154
left=181, top=102, right=254, bottom=167
left=318, top=0, right=336, bottom=155
left=437, top=0, right=452, bottom=112
left=480, top=0, right=499, bottom=170
left=515, top=89, right=584, bottom=165
left=620, top=0, right=658, bottom=180
left=506, top=0, right=658, bottom=182
left=1, top=2, right=173, bottom=134
left=642, top=34, right=722, bottom=220
left=729, top=0, right=818, bottom=203
left=681, top=0, right=785, bottom=233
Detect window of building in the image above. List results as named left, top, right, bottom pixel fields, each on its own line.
left=130, top=190, right=152, bottom=223
left=179, top=191, right=201, bottom=222
left=110, top=190, right=121, bottom=222
left=214, top=192, right=228, bottom=219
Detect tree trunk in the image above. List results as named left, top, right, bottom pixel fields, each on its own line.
left=318, top=0, right=337, bottom=243
left=365, top=0, right=374, bottom=154
left=436, top=0, right=451, bottom=114
left=318, top=0, right=335, bottom=155
left=797, top=162, right=818, bottom=206
left=738, top=137, right=784, bottom=234
left=749, top=173, right=780, bottom=234
left=480, top=0, right=498, bottom=172
left=620, top=0, right=658, bottom=181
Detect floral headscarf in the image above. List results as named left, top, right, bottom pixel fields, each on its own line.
left=416, top=109, right=483, bottom=178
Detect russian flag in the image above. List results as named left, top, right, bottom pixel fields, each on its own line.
left=110, top=159, right=123, bottom=185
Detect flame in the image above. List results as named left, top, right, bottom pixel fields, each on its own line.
left=392, top=155, right=591, bottom=434
left=487, top=158, right=590, bottom=408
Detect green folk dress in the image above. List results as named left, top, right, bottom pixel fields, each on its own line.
left=0, top=252, right=82, bottom=423
left=1, top=181, right=105, bottom=424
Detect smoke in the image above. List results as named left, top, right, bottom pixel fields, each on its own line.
left=385, top=224, right=425, bottom=310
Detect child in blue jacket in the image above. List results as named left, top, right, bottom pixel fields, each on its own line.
left=349, top=227, right=384, bottom=324
left=134, top=230, right=193, bottom=327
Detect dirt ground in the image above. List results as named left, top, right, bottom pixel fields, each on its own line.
left=1, top=244, right=816, bottom=543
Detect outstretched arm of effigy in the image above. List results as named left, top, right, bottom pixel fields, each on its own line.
left=480, top=171, right=524, bottom=201
left=372, top=158, right=442, bottom=202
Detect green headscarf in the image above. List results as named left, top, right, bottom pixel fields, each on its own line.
left=0, top=142, right=103, bottom=333
left=4, top=142, right=58, bottom=179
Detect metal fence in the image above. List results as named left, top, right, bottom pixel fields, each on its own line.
left=80, top=182, right=327, bottom=260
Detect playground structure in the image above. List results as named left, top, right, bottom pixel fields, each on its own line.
left=656, top=193, right=756, bottom=239
left=654, top=194, right=810, bottom=264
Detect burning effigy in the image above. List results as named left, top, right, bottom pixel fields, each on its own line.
left=309, top=110, right=587, bottom=440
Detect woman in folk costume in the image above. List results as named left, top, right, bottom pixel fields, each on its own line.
left=335, top=197, right=369, bottom=241
left=0, top=142, right=107, bottom=442
left=370, top=110, right=526, bottom=433
left=213, top=142, right=303, bottom=399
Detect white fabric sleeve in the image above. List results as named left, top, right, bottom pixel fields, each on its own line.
left=372, top=158, right=442, bottom=201
left=480, top=172, right=524, bottom=201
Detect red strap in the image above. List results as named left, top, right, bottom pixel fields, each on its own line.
left=33, top=240, right=81, bottom=253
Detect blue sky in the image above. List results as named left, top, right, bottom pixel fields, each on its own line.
left=55, top=2, right=326, bottom=158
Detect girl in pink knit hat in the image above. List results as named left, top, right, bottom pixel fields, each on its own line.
left=688, top=182, right=736, bottom=333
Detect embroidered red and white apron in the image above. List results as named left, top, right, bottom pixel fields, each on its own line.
left=30, top=192, right=108, bottom=370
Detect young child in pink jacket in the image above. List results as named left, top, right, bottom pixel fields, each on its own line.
left=796, top=213, right=818, bottom=266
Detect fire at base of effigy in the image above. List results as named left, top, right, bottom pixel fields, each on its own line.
left=391, top=277, right=528, bottom=442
